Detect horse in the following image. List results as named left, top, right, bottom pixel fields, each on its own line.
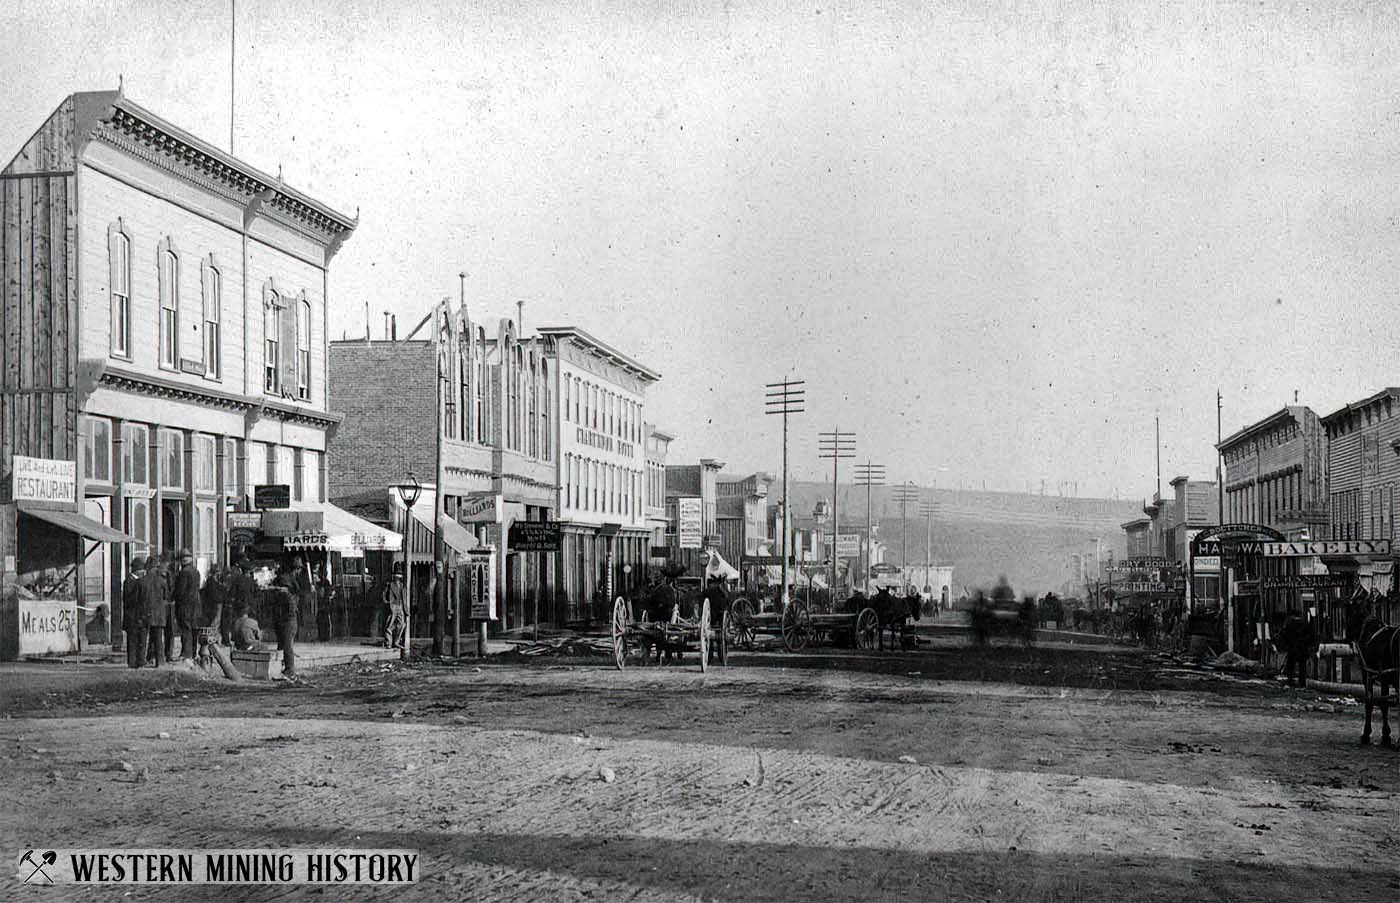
left=1348, top=607, right=1399, bottom=747
left=870, top=588, right=921, bottom=651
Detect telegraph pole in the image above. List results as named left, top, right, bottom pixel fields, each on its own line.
left=765, top=380, right=804, bottom=610
left=1216, top=389, right=1224, bottom=524
left=818, top=429, right=856, bottom=600
left=893, top=482, right=919, bottom=591
left=853, top=462, right=884, bottom=593
left=919, top=500, right=936, bottom=597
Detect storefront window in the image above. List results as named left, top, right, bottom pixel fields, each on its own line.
left=161, top=430, right=184, bottom=490
left=122, top=424, right=149, bottom=486
left=193, top=435, right=216, bottom=493
left=193, top=501, right=217, bottom=576
left=84, top=417, right=112, bottom=484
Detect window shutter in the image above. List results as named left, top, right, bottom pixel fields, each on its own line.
left=280, top=295, right=298, bottom=394
left=107, top=224, right=120, bottom=294
left=157, top=244, right=170, bottom=310
left=199, top=258, right=211, bottom=365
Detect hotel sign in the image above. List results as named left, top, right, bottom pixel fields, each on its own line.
left=12, top=455, right=76, bottom=504
left=1261, top=540, right=1391, bottom=557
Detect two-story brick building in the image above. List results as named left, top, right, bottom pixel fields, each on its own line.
left=1, top=89, right=356, bottom=656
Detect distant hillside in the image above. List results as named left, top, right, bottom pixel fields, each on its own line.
left=785, top=483, right=1142, bottom=595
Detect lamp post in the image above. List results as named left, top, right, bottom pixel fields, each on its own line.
left=396, top=473, right=422, bottom=661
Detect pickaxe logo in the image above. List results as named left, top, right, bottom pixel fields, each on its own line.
left=19, top=850, right=56, bottom=885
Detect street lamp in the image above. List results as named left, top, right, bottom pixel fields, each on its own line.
left=397, top=473, right=422, bottom=662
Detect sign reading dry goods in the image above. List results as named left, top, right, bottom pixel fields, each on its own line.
left=1262, top=540, right=1391, bottom=557
left=12, top=455, right=76, bottom=504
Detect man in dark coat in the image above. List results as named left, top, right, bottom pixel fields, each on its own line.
left=140, top=556, right=168, bottom=667
left=173, top=550, right=202, bottom=660
left=121, top=557, right=148, bottom=669
left=202, top=567, right=230, bottom=646
left=1278, top=611, right=1318, bottom=688
left=271, top=564, right=299, bottom=678
left=155, top=551, right=178, bottom=661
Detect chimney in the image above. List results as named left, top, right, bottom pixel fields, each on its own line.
left=391, top=314, right=397, bottom=341
left=516, top=300, right=525, bottom=338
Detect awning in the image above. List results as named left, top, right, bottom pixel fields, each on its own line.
left=269, top=501, right=403, bottom=555
left=19, top=504, right=140, bottom=543
left=391, top=485, right=481, bottom=563
left=704, top=549, right=740, bottom=581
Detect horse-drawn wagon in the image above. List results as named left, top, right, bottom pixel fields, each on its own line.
left=609, top=595, right=729, bottom=672
left=727, top=588, right=918, bottom=652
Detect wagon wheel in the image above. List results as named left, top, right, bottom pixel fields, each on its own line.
left=729, top=597, right=757, bottom=649
left=855, top=607, right=879, bottom=651
left=719, top=611, right=730, bottom=666
left=611, top=596, right=629, bottom=671
left=782, top=600, right=812, bottom=652
left=698, top=598, right=711, bottom=673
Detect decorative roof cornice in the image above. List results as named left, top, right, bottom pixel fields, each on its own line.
left=97, top=366, right=342, bottom=429
left=82, top=92, right=356, bottom=245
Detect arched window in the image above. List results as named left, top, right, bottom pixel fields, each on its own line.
left=264, top=289, right=281, bottom=394
left=157, top=239, right=180, bottom=370
left=107, top=222, right=131, bottom=358
left=527, top=351, right=538, bottom=458
left=201, top=256, right=221, bottom=378
left=296, top=297, right=312, bottom=400
left=540, top=360, right=551, bottom=462
left=475, top=327, right=487, bottom=443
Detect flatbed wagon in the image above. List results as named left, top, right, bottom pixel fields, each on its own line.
left=727, top=597, right=880, bottom=652
left=609, top=596, right=729, bottom=671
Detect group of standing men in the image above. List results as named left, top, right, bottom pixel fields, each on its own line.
left=119, top=552, right=309, bottom=679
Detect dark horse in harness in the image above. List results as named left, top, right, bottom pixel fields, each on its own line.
left=1348, top=605, right=1399, bottom=747
left=870, top=588, right=921, bottom=651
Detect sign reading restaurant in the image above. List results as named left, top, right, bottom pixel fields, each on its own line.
left=11, top=455, right=76, bottom=504
left=1261, top=539, right=1392, bottom=557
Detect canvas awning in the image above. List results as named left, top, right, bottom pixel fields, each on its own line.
left=704, top=549, right=740, bottom=581
left=268, top=501, right=403, bottom=555
left=18, top=504, right=140, bottom=543
left=390, top=486, right=480, bottom=563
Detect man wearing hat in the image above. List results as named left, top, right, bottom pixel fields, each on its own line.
left=121, top=556, right=148, bottom=669
left=139, top=553, right=168, bottom=667
left=382, top=565, right=407, bottom=650
left=173, top=550, right=203, bottom=661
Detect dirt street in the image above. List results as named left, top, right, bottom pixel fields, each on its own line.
left=1, top=638, right=1397, bottom=902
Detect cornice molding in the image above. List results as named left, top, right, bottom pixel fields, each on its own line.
left=97, top=366, right=341, bottom=429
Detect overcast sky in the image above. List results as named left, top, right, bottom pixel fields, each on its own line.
left=5, top=1, right=1398, bottom=499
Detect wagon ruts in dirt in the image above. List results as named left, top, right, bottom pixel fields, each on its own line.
left=609, top=596, right=729, bottom=672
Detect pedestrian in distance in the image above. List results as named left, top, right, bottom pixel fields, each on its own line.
left=1277, top=611, right=1318, bottom=688
left=157, top=551, right=178, bottom=662
left=173, top=550, right=202, bottom=661
left=382, top=565, right=408, bottom=651
left=203, top=567, right=230, bottom=646
left=139, top=555, right=168, bottom=667
left=121, top=556, right=148, bottom=669
left=271, top=563, right=299, bottom=678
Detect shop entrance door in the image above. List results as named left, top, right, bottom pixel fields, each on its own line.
left=160, top=500, right=184, bottom=555
left=83, top=497, right=112, bottom=645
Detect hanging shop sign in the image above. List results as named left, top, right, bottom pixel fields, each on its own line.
left=509, top=521, right=562, bottom=551
left=1193, top=555, right=1221, bottom=574
left=742, top=555, right=796, bottom=566
left=1111, top=557, right=1178, bottom=571
left=283, top=532, right=331, bottom=550
left=458, top=492, right=500, bottom=524
left=677, top=497, right=703, bottom=549
left=826, top=534, right=860, bottom=558
left=649, top=546, right=671, bottom=559
left=1261, top=539, right=1392, bottom=557
left=1121, top=581, right=1169, bottom=594
left=465, top=547, right=496, bottom=620
left=253, top=484, right=290, bottom=510
left=12, top=455, right=76, bottom=504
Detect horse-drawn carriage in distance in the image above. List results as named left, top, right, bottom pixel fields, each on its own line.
left=728, top=586, right=921, bottom=652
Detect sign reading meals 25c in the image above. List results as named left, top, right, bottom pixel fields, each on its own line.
left=12, top=455, right=76, bottom=504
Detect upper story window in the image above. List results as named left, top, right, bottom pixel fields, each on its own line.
left=223, top=437, right=239, bottom=496
left=121, top=423, right=149, bottom=486
left=157, top=239, right=180, bottom=370
left=202, top=257, right=221, bottom=379
left=296, top=298, right=312, bottom=400
left=264, top=288, right=282, bottom=394
left=84, top=417, right=113, bottom=484
left=107, top=222, right=132, bottom=359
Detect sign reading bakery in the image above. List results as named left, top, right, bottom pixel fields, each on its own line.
left=1261, top=539, right=1392, bottom=557
left=12, top=455, right=76, bottom=504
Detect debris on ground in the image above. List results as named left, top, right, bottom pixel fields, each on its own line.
left=506, top=635, right=615, bottom=657
left=898, top=755, right=918, bottom=764
left=1211, top=651, right=1269, bottom=675
left=598, top=766, right=616, bottom=783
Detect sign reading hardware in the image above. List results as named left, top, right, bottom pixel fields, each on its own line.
left=677, top=498, right=703, bottom=549
left=825, top=534, right=860, bottom=558
left=508, top=521, right=561, bottom=551
left=253, top=484, right=290, bottom=510
left=12, top=455, right=76, bottom=504
left=1261, top=540, right=1391, bottom=557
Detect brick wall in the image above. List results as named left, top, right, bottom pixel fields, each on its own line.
left=328, top=341, right=436, bottom=498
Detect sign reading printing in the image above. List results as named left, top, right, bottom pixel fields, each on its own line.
left=12, top=456, right=76, bottom=504
left=677, top=497, right=703, bottom=549
left=18, top=599, right=78, bottom=656
left=15, top=849, right=417, bottom=885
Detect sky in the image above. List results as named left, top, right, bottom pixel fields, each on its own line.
left=4, top=0, right=1399, bottom=499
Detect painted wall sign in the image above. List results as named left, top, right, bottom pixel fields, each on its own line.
left=1260, top=574, right=1348, bottom=588
left=508, top=521, right=562, bottom=551
left=18, top=598, right=78, bottom=656
left=825, top=534, right=860, bottom=557
left=677, top=498, right=703, bottom=549
left=1193, top=555, right=1221, bottom=573
left=465, top=548, right=496, bottom=620
left=12, top=456, right=76, bottom=504
left=227, top=512, right=263, bottom=531
left=1121, top=581, right=1169, bottom=593
left=458, top=493, right=500, bottom=524
left=1262, top=539, right=1392, bottom=557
